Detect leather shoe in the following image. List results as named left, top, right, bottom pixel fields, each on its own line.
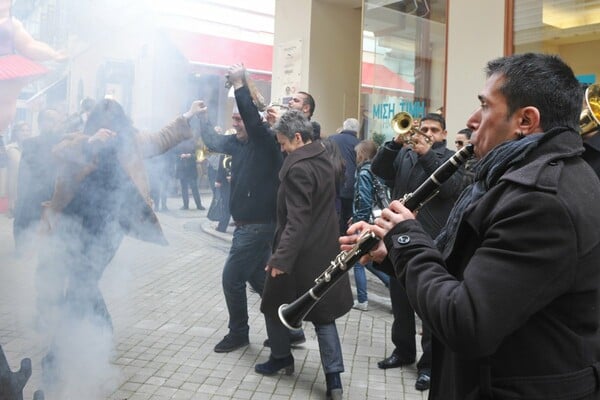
left=415, top=372, right=431, bottom=391
left=377, top=353, right=414, bottom=369
left=214, top=334, right=249, bottom=353
left=255, top=355, right=294, bottom=376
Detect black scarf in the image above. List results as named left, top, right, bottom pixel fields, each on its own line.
left=435, top=132, right=546, bottom=257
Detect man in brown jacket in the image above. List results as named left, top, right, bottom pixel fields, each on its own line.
left=37, top=98, right=204, bottom=388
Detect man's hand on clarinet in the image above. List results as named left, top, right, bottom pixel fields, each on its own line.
left=376, top=200, right=416, bottom=228
left=339, top=221, right=388, bottom=264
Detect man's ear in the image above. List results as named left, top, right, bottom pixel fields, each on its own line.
left=294, top=132, right=303, bottom=143
left=518, top=106, right=541, bottom=134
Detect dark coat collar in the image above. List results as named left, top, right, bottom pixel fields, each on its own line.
left=502, top=129, right=584, bottom=190
left=279, top=141, right=325, bottom=179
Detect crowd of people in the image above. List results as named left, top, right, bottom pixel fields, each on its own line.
left=2, top=51, right=600, bottom=400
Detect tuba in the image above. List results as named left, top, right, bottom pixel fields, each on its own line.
left=225, top=65, right=267, bottom=112
left=580, top=83, right=600, bottom=136
left=391, top=112, right=432, bottom=146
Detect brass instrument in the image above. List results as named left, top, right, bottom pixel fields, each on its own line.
left=222, top=154, right=232, bottom=170
left=391, top=111, right=432, bottom=146
left=225, top=66, right=267, bottom=112
left=222, top=155, right=232, bottom=178
left=580, top=83, right=600, bottom=136
left=279, top=144, right=475, bottom=331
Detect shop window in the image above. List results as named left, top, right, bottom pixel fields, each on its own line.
left=361, top=0, right=447, bottom=142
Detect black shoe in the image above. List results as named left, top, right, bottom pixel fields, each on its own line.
left=254, top=355, right=294, bottom=376
left=263, top=333, right=306, bottom=348
left=415, top=372, right=431, bottom=391
left=180, top=206, right=189, bottom=210
left=326, top=372, right=343, bottom=400
left=377, top=353, right=414, bottom=369
left=197, top=205, right=206, bottom=210
left=214, top=334, right=249, bottom=353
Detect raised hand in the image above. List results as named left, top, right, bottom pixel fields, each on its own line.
left=0, top=344, right=43, bottom=400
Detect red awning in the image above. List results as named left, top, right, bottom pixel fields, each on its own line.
left=361, top=62, right=414, bottom=94
left=166, top=29, right=273, bottom=79
left=165, top=30, right=414, bottom=93
left=0, top=54, right=48, bottom=81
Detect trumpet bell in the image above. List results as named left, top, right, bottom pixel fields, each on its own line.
left=390, top=111, right=431, bottom=146
left=580, top=83, right=600, bottom=136
left=391, top=112, right=413, bottom=135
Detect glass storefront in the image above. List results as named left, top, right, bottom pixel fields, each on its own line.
left=360, top=0, right=447, bottom=142
left=513, top=0, right=600, bottom=86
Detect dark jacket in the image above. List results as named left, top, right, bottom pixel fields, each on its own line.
left=329, top=130, right=360, bottom=199
left=13, top=134, right=62, bottom=241
left=352, top=160, right=378, bottom=223
left=174, top=138, right=198, bottom=180
left=582, top=132, right=600, bottom=179
left=386, top=130, right=600, bottom=400
left=199, top=86, right=282, bottom=223
left=371, top=140, right=463, bottom=238
left=261, top=141, right=353, bottom=324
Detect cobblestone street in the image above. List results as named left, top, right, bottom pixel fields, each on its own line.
left=0, top=193, right=426, bottom=400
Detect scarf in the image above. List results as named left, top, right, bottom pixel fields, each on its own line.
left=435, top=132, right=546, bottom=257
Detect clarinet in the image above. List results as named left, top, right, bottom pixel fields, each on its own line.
left=278, top=144, right=474, bottom=331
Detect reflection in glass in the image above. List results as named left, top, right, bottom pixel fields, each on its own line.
left=360, top=0, right=447, bottom=142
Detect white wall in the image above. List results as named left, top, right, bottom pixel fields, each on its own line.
left=445, top=0, right=506, bottom=144
left=272, top=0, right=361, bottom=136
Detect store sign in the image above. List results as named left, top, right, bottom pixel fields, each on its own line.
left=577, top=74, right=596, bottom=85
left=372, top=100, right=426, bottom=120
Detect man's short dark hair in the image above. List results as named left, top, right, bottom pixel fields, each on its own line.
left=298, top=91, right=315, bottom=119
left=273, top=109, right=313, bottom=143
left=458, top=128, right=472, bottom=139
left=420, top=113, right=446, bottom=130
left=486, top=53, right=581, bottom=132
left=80, top=97, right=96, bottom=113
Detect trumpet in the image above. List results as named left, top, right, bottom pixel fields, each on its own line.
left=580, top=83, right=600, bottom=136
left=391, top=112, right=432, bottom=146
left=278, top=143, right=475, bottom=331
left=225, top=66, right=267, bottom=112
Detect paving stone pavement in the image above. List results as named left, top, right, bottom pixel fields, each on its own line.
left=0, top=193, right=427, bottom=400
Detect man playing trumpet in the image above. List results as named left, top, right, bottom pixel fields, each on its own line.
left=368, top=112, right=464, bottom=391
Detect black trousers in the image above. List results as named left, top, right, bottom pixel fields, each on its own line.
left=180, top=177, right=202, bottom=209
left=389, top=276, right=432, bottom=374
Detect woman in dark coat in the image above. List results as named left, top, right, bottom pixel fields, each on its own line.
left=257, top=110, right=352, bottom=400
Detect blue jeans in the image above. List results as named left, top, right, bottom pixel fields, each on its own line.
left=222, top=222, right=275, bottom=338
left=353, top=261, right=390, bottom=303
left=265, top=315, right=344, bottom=374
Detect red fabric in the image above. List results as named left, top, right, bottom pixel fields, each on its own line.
left=361, top=62, right=414, bottom=94
left=166, top=29, right=273, bottom=79
left=0, top=54, right=48, bottom=81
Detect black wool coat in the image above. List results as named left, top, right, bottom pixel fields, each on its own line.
left=261, top=141, right=353, bottom=324
left=386, top=130, right=600, bottom=400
